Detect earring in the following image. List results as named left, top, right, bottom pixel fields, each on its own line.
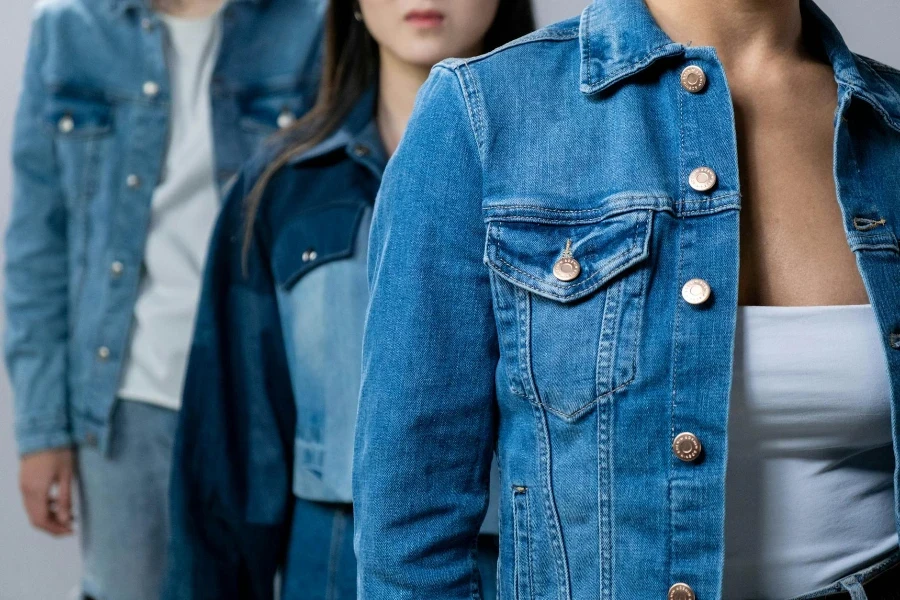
left=354, top=9, right=363, bottom=21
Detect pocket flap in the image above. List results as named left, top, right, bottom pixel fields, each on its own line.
left=43, top=95, right=113, bottom=137
left=240, top=89, right=310, bottom=133
left=271, top=202, right=367, bottom=289
left=485, top=209, right=652, bottom=303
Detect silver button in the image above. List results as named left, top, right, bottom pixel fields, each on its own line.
left=302, top=249, right=318, bottom=262
left=689, top=166, right=717, bottom=192
left=97, top=346, right=111, bottom=361
left=126, top=174, right=141, bottom=189
left=58, top=115, right=75, bottom=134
left=673, top=432, right=702, bottom=462
left=681, top=279, right=712, bottom=305
left=142, top=81, right=160, bottom=97
left=669, top=583, right=696, bottom=600
left=352, top=144, right=371, bottom=158
left=680, top=66, right=707, bottom=93
left=276, top=110, right=296, bottom=129
left=140, top=17, right=154, bottom=31
left=890, top=333, right=900, bottom=350
left=110, top=261, right=124, bottom=277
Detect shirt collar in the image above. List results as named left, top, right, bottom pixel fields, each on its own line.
left=288, top=88, right=387, bottom=173
left=579, top=0, right=900, bottom=130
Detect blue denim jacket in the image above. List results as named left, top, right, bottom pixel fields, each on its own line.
left=167, top=92, right=501, bottom=598
left=354, top=1, right=900, bottom=598
left=5, top=0, right=323, bottom=456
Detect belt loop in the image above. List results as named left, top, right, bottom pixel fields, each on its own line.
left=839, top=575, right=868, bottom=600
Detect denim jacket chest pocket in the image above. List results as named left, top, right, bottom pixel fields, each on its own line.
left=271, top=200, right=371, bottom=502
left=485, top=206, right=654, bottom=420
left=43, top=93, right=115, bottom=209
left=239, top=89, right=312, bottom=152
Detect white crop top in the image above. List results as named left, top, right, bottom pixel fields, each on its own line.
left=723, top=304, right=897, bottom=600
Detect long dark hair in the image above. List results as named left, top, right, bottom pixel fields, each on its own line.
left=242, top=0, right=536, bottom=263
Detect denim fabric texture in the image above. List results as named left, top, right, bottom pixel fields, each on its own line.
left=77, top=400, right=178, bottom=600
left=5, top=0, right=324, bottom=456
left=353, top=0, right=900, bottom=598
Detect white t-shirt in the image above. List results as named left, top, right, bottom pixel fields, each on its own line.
left=723, top=304, right=897, bottom=599
left=118, top=12, right=222, bottom=410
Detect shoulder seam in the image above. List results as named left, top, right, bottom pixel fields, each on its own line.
left=434, top=64, right=487, bottom=170
left=439, top=24, right=580, bottom=70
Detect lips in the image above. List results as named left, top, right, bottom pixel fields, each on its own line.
left=405, top=9, right=445, bottom=27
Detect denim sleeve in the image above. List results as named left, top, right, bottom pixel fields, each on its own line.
left=165, top=174, right=296, bottom=600
left=354, top=64, right=498, bottom=598
left=4, top=11, right=73, bottom=456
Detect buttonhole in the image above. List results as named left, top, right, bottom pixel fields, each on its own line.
left=853, top=217, right=887, bottom=232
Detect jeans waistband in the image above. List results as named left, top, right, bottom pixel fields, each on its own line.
left=786, top=550, right=900, bottom=600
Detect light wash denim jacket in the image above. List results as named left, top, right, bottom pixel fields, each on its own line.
left=5, top=0, right=323, bottom=455
left=354, top=0, right=900, bottom=598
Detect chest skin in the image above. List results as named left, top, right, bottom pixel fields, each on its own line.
left=733, top=55, right=870, bottom=307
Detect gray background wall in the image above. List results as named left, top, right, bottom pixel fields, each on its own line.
left=0, top=1, right=897, bottom=598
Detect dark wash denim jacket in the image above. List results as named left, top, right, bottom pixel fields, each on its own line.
left=165, top=96, right=385, bottom=599
left=5, top=0, right=323, bottom=456
left=354, top=0, right=900, bottom=598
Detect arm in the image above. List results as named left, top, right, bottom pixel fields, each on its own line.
left=353, top=65, right=498, bottom=598
left=5, top=8, right=72, bottom=456
left=165, top=173, right=296, bottom=600
left=6, top=9, right=78, bottom=538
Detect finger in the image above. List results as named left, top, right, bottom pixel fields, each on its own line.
left=55, top=468, right=73, bottom=526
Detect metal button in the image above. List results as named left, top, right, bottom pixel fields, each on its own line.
left=890, top=333, right=900, bottom=350
left=84, top=433, right=98, bottom=447
left=302, top=249, right=318, bottom=262
left=682, top=279, right=712, bottom=305
left=140, top=17, right=154, bottom=31
left=669, top=583, right=696, bottom=600
left=142, top=81, right=160, bottom=97
left=110, top=261, right=124, bottom=277
left=97, top=346, right=111, bottom=361
left=126, top=174, right=141, bottom=189
left=680, top=66, right=707, bottom=93
left=58, top=115, right=75, bottom=134
left=689, top=167, right=717, bottom=192
left=352, top=144, right=371, bottom=158
left=276, top=109, right=296, bottom=129
left=553, top=257, right=581, bottom=282
left=673, top=432, right=702, bottom=462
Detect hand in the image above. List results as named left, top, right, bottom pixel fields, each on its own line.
left=19, top=448, right=75, bottom=536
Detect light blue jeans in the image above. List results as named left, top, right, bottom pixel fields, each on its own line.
left=77, top=400, right=178, bottom=600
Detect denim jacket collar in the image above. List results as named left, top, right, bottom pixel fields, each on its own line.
left=288, top=88, right=387, bottom=175
left=579, top=0, right=900, bottom=130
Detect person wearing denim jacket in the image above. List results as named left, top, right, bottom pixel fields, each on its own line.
left=5, top=0, right=322, bottom=597
left=166, top=1, right=535, bottom=598
left=354, top=0, right=900, bottom=598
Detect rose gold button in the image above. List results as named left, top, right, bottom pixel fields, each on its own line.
left=553, top=257, right=581, bottom=282
left=673, top=432, right=702, bottom=462
left=681, top=279, right=711, bottom=305
left=689, top=167, right=717, bottom=192
left=681, top=66, right=707, bottom=93
left=669, top=583, right=696, bottom=600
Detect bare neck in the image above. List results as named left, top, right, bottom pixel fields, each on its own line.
left=644, top=0, right=806, bottom=72
left=153, top=0, right=225, bottom=18
left=376, top=51, right=432, bottom=157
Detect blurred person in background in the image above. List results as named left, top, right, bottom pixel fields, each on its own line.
left=5, top=0, right=323, bottom=598
left=353, top=0, right=900, bottom=598
left=165, top=1, right=534, bottom=598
